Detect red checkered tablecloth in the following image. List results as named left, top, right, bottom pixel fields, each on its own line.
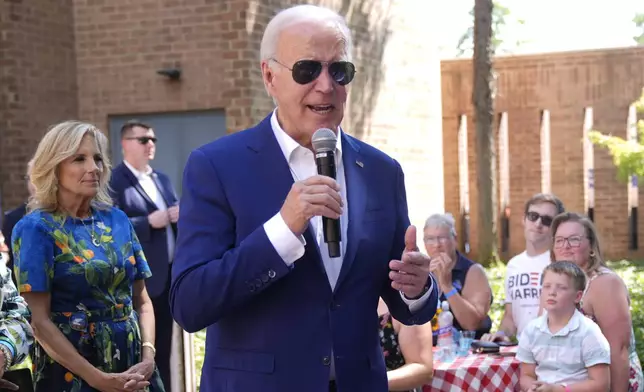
left=422, top=347, right=520, bottom=392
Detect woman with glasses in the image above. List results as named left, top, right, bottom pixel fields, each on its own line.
left=422, top=213, right=493, bottom=344
left=551, top=212, right=643, bottom=392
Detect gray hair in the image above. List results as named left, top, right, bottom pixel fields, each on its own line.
left=260, top=5, right=353, bottom=64
left=424, top=213, right=457, bottom=236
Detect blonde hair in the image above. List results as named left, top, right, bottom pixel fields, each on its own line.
left=27, top=120, right=113, bottom=213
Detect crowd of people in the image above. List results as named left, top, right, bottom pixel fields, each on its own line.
left=0, top=3, right=641, bottom=392
left=377, top=193, right=643, bottom=392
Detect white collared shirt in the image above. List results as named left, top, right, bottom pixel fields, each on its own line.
left=516, top=309, right=611, bottom=385
left=123, top=160, right=175, bottom=262
left=262, top=109, right=431, bottom=310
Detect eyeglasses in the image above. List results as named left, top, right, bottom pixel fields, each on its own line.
left=126, top=136, right=157, bottom=145
left=554, top=235, right=586, bottom=248
left=525, top=211, right=554, bottom=227
left=271, top=58, right=356, bottom=86
left=423, top=236, right=452, bottom=246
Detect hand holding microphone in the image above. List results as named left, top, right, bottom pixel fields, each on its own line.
left=279, top=128, right=343, bottom=257
left=280, top=175, right=342, bottom=236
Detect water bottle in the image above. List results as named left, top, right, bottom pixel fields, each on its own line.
left=437, top=300, right=456, bottom=362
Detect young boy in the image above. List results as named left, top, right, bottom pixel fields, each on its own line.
left=516, top=261, right=610, bottom=392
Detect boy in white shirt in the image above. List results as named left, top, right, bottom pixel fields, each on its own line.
left=483, top=193, right=565, bottom=342
left=517, top=261, right=610, bottom=392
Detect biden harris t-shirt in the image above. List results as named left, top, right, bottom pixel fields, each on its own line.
left=504, top=250, right=551, bottom=336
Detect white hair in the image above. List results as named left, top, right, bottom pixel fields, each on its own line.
left=424, top=213, right=457, bottom=236
left=260, top=5, right=353, bottom=64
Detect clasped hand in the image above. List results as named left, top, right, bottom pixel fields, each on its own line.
left=0, top=355, right=17, bottom=390
left=90, top=358, right=154, bottom=392
left=429, top=252, right=454, bottom=291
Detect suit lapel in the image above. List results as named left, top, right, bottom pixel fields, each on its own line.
left=151, top=172, right=175, bottom=207
left=247, top=116, right=327, bottom=280
left=121, top=164, right=156, bottom=209
left=334, top=133, right=366, bottom=292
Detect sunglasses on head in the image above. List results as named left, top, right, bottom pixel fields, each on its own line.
left=525, top=211, right=554, bottom=227
left=271, top=59, right=356, bottom=86
left=126, top=136, right=157, bottom=145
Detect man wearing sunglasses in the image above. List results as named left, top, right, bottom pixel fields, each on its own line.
left=481, top=193, right=565, bottom=344
left=170, top=4, right=439, bottom=392
left=110, top=120, right=179, bottom=391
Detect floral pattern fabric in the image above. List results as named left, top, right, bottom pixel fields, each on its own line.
left=0, top=256, right=33, bottom=368
left=12, top=207, right=164, bottom=392
left=379, top=312, right=404, bottom=371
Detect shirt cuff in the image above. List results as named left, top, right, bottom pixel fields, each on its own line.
left=400, top=274, right=436, bottom=313
left=263, top=212, right=306, bottom=266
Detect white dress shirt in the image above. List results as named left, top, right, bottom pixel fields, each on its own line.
left=123, top=160, right=176, bottom=262
left=262, top=110, right=433, bottom=308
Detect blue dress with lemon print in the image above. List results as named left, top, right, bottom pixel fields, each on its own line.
left=12, top=207, right=165, bottom=392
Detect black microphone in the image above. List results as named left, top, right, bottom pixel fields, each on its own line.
left=311, top=128, right=341, bottom=258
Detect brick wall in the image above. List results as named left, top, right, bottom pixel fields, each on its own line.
left=0, top=0, right=78, bottom=210
left=442, top=47, right=644, bottom=261
left=73, top=0, right=259, bottom=133
left=0, top=0, right=444, bottom=245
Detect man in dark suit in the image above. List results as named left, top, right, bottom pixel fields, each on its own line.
left=170, top=5, right=439, bottom=392
left=109, top=120, right=178, bottom=391
left=2, top=161, right=36, bottom=277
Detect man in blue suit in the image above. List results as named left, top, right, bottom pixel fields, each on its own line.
left=170, top=5, right=440, bottom=392
left=109, top=120, right=178, bottom=391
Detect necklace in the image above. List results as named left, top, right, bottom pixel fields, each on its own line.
left=80, top=213, right=103, bottom=247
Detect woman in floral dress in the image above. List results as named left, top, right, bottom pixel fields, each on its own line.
left=12, top=121, right=164, bottom=391
left=551, top=212, right=644, bottom=392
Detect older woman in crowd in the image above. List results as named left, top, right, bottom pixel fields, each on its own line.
left=423, top=213, right=493, bottom=343
left=12, top=121, right=164, bottom=391
left=551, top=212, right=643, bottom=392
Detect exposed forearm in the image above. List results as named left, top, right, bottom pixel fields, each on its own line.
left=136, top=300, right=155, bottom=362
left=32, top=319, right=101, bottom=383
left=387, top=363, right=433, bottom=391
left=445, top=292, right=487, bottom=331
left=568, top=379, right=611, bottom=392
left=498, top=311, right=517, bottom=336
left=609, top=347, right=630, bottom=392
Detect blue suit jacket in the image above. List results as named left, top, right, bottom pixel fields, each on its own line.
left=109, top=163, right=178, bottom=298
left=2, top=203, right=27, bottom=276
left=170, top=115, right=439, bottom=392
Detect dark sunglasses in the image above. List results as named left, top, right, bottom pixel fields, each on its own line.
left=525, top=211, right=554, bottom=227
left=126, top=136, right=157, bottom=145
left=272, top=59, right=356, bottom=86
